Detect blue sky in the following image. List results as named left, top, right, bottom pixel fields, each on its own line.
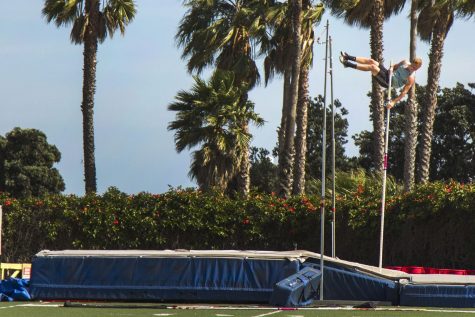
left=0, top=1, right=473, bottom=195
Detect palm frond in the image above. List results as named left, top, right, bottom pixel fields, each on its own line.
left=42, top=0, right=82, bottom=27
left=103, top=0, right=137, bottom=36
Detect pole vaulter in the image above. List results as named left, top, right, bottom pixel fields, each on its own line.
left=338, top=53, right=423, bottom=268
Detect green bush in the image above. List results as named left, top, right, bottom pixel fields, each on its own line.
left=1, top=181, right=475, bottom=269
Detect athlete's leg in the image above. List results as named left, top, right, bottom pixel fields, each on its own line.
left=340, top=56, right=380, bottom=76
left=341, top=52, right=379, bottom=66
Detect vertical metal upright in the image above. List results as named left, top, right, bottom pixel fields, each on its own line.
left=378, top=62, right=393, bottom=270
left=320, top=19, right=329, bottom=300
left=329, top=36, right=336, bottom=258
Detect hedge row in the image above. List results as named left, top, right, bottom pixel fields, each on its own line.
left=1, top=181, right=475, bottom=268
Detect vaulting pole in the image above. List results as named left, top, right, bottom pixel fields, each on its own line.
left=329, top=36, right=336, bottom=258
left=378, top=62, right=393, bottom=270
left=320, top=19, right=329, bottom=300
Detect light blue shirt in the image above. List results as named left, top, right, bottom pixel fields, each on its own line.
left=392, top=66, right=411, bottom=88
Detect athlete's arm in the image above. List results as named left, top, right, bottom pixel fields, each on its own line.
left=387, top=76, right=415, bottom=109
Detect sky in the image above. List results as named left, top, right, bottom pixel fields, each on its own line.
left=0, top=1, right=474, bottom=195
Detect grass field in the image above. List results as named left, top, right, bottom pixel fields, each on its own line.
left=2, top=303, right=475, bottom=317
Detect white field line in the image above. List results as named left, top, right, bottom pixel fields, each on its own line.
left=0, top=303, right=61, bottom=309
left=15, top=303, right=62, bottom=307
left=296, top=307, right=475, bottom=314
left=252, top=310, right=282, bottom=317
left=378, top=308, right=475, bottom=314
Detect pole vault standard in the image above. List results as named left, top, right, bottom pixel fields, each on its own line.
left=320, top=19, right=329, bottom=300
left=378, top=62, right=393, bottom=270
left=329, top=36, right=336, bottom=259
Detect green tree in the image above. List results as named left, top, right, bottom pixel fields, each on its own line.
left=176, top=0, right=267, bottom=194
left=306, top=96, right=356, bottom=181
left=249, top=147, right=278, bottom=193
left=168, top=70, right=263, bottom=192
left=0, top=136, right=5, bottom=192
left=416, top=0, right=474, bottom=183
left=355, top=83, right=475, bottom=182
left=42, top=0, right=137, bottom=194
left=1, top=128, right=65, bottom=198
left=429, top=83, right=475, bottom=182
left=250, top=95, right=354, bottom=194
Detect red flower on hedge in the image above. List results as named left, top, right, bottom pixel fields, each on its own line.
left=288, top=207, right=296, bottom=213
left=113, top=218, right=119, bottom=226
left=4, top=200, right=12, bottom=206
left=357, top=184, right=364, bottom=194
left=242, top=218, right=250, bottom=225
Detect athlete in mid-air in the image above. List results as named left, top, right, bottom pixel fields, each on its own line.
left=339, top=52, right=422, bottom=109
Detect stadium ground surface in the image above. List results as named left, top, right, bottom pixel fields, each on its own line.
left=2, top=303, right=475, bottom=317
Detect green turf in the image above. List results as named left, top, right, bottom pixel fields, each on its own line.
left=2, top=303, right=475, bottom=317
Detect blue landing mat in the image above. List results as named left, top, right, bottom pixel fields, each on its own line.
left=30, top=255, right=300, bottom=302
left=401, top=284, right=475, bottom=308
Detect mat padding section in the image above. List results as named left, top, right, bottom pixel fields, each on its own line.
left=304, top=262, right=398, bottom=304
left=400, top=284, right=475, bottom=308
left=30, top=255, right=299, bottom=302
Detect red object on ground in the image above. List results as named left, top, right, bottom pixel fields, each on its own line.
left=426, top=267, right=440, bottom=274
left=405, top=266, right=426, bottom=274
left=386, top=266, right=473, bottom=274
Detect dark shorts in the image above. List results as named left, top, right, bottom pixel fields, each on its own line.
left=374, top=64, right=390, bottom=88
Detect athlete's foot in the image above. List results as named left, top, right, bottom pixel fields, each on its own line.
left=339, top=56, right=349, bottom=67
left=339, top=56, right=356, bottom=68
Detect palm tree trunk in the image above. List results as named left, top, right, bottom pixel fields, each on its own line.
left=292, top=64, right=309, bottom=195
left=236, top=122, right=251, bottom=196
left=403, top=0, right=419, bottom=192
left=417, top=14, right=448, bottom=183
left=370, top=1, right=385, bottom=175
left=278, top=0, right=302, bottom=197
left=0, top=139, right=5, bottom=192
left=278, top=68, right=291, bottom=156
left=82, top=0, right=99, bottom=194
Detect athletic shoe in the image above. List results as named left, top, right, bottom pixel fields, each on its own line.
left=339, top=56, right=347, bottom=67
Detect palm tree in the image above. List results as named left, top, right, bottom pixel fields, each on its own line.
left=416, top=0, right=474, bottom=183
left=262, top=0, right=293, bottom=161
left=261, top=1, right=323, bottom=195
left=277, top=0, right=303, bottom=197
left=176, top=0, right=266, bottom=195
left=323, top=0, right=404, bottom=174
left=292, top=1, right=324, bottom=195
left=42, top=0, right=136, bottom=194
left=403, top=0, right=419, bottom=192
left=168, top=70, right=263, bottom=192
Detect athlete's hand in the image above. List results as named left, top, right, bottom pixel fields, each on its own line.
left=386, top=100, right=395, bottom=109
